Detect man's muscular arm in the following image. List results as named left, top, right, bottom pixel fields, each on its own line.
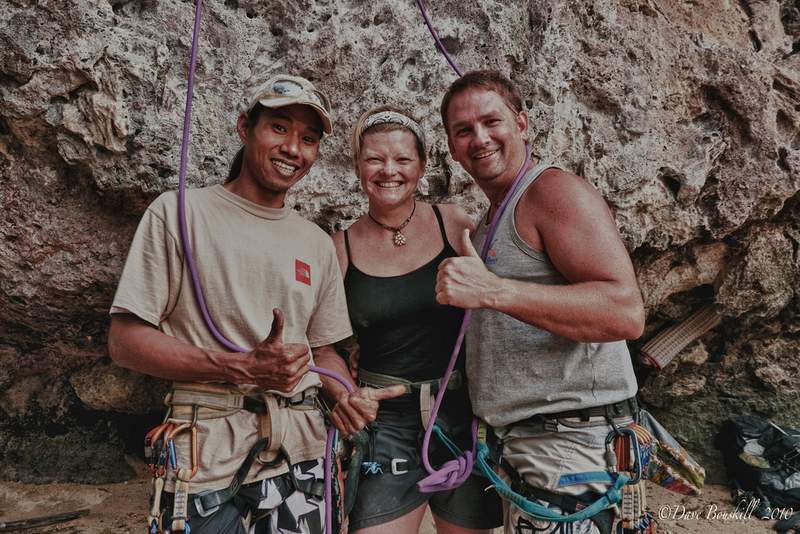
left=436, top=170, right=644, bottom=343
left=108, top=308, right=310, bottom=393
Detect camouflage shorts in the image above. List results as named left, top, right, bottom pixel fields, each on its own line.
left=162, top=458, right=325, bottom=534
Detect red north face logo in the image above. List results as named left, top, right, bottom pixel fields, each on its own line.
left=295, top=259, right=311, bottom=286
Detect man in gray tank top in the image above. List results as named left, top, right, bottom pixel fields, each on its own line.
left=435, top=71, right=645, bottom=534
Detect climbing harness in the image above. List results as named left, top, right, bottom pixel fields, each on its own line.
left=433, top=420, right=632, bottom=525
left=498, top=452, right=617, bottom=533
left=145, top=379, right=340, bottom=532
left=144, top=370, right=338, bottom=531
left=350, top=368, right=465, bottom=486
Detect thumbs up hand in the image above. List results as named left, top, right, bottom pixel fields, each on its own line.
left=436, top=229, right=500, bottom=309
left=458, top=227, right=481, bottom=259
left=244, top=308, right=311, bottom=393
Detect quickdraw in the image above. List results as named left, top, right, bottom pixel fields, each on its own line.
left=144, top=415, right=175, bottom=533
left=145, top=421, right=173, bottom=478
left=166, top=409, right=199, bottom=533
left=144, top=408, right=199, bottom=533
left=606, top=426, right=643, bottom=484
left=610, top=425, right=657, bottom=534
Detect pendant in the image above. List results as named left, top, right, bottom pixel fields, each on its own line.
left=393, top=230, right=407, bottom=246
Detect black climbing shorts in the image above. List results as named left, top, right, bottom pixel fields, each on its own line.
left=347, top=411, right=503, bottom=531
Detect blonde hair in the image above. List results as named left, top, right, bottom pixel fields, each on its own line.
left=351, top=106, right=427, bottom=170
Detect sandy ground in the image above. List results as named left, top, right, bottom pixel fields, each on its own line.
left=0, top=457, right=787, bottom=533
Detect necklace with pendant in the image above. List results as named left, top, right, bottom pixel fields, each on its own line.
left=368, top=199, right=416, bottom=246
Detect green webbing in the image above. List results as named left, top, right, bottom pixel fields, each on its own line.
left=431, top=424, right=628, bottom=523
left=358, top=369, right=462, bottom=393
left=358, top=369, right=416, bottom=388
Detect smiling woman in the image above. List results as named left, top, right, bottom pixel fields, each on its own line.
left=328, top=107, right=503, bottom=534
left=348, top=106, right=428, bottom=248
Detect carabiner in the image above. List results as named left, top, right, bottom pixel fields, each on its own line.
left=145, top=422, right=175, bottom=476
left=164, top=406, right=200, bottom=479
left=605, top=426, right=642, bottom=484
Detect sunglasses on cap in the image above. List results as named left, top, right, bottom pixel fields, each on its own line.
left=263, top=78, right=331, bottom=113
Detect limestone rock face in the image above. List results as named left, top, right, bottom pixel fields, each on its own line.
left=1, top=0, right=798, bottom=481
left=716, top=224, right=795, bottom=320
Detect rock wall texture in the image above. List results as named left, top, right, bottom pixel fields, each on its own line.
left=1, top=0, right=798, bottom=482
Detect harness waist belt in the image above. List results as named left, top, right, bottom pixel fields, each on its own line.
left=358, top=369, right=463, bottom=394
left=168, top=383, right=318, bottom=414
left=168, top=384, right=319, bottom=468
left=531, top=397, right=638, bottom=423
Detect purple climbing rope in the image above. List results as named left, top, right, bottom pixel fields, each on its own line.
left=417, top=149, right=531, bottom=492
left=413, top=0, right=537, bottom=491
left=414, top=0, right=463, bottom=77
left=413, top=0, right=537, bottom=495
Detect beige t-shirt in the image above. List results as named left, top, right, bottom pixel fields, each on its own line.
left=111, top=184, right=352, bottom=491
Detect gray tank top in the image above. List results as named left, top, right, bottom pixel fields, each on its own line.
left=466, top=163, right=638, bottom=427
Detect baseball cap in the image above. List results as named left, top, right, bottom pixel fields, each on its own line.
left=243, top=74, right=333, bottom=135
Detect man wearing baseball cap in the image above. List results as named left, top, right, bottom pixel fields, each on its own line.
left=108, top=73, right=399, bottom=533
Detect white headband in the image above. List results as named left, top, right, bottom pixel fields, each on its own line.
left=363, top=111, right=426, bottom=149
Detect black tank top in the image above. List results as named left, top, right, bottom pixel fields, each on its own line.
left=344, top=205, right=465, bottom=383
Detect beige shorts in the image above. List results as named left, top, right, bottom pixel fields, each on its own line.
left=495, top=415, right=632, bottom=534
